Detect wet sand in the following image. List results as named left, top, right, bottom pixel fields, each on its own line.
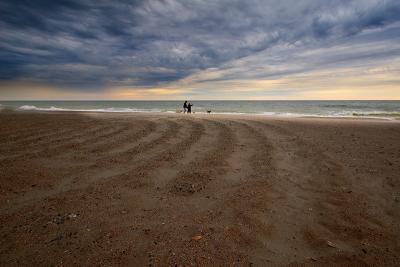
left=0, top=110, right=399, bottom=266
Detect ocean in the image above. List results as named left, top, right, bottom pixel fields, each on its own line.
left=1, top=100, right=400, bottom=119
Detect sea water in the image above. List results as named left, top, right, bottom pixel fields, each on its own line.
left=1, top=100, right=400, bottom=119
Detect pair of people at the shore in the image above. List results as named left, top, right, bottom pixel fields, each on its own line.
left=183, top=101, right=193, bottom=113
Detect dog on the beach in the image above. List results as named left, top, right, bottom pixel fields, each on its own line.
left=207, top=110, right=211, bottom=113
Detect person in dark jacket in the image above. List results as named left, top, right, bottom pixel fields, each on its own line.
left=187, top=103, right=193, bottom=113
left=183, top=101, right=188, bottom=113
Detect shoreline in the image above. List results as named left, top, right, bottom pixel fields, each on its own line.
left=3, top=108, right=400, bottom=122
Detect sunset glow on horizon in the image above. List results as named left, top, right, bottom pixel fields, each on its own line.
left=1, top=1, right=400, bottom=100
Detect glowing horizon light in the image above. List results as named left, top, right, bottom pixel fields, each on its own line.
left=0, top=1, right=399, bottom=100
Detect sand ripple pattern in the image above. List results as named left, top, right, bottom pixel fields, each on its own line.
left=0, top=111, right=399, bottom=266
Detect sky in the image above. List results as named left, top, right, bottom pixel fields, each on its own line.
left=0, top=0, right=400, bottom=100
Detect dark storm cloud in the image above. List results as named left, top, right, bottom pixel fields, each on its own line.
left=0, top=0, right=399, bottom=88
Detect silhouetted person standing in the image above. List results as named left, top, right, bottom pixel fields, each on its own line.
left=187, top=103, right=193, bottom=113
left=183, top=101, right=188, bottom=113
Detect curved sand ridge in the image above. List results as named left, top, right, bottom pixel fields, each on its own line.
left=0, top=111, right=399, bottom=266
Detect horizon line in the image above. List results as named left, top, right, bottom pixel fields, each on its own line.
left=1, top=99, right=400, bottom=101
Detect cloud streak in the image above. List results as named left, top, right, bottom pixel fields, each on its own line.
left=0, top=0, right=399, bottom=98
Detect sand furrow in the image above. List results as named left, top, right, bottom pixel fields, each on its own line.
left=0, top=113, right=97, bottom=146
left=111, top=116, right=212, bottom=191
left=33, top=120, right=158, bottom=179
left=100, top=119, right=158, bottom=155
left=0, top=118, right=203, bottom=210
left=0, top=122, right=54, bottom=138
left=13, top=118, right=175, bottom=192
left=32, top=124, right=130, bottom=158
left=165, top=118, right=235, bottom=196
left=85, top=120, right=156, bottom=155
left=1, top=126, right=70, bottom=145
left=116, top=120, right=274, bottom=265
left=7, top=118, right=181, bottom=200
left=34, top=122, right=110, bottom=147
left=0, top=123, right=113, bottom=161
left=244, top=119, right=363, bottom=264
left=57, top=123, right=132, bottom=158
left=71, top=123, right=131, bottom=149
left=0, top=117, right=90, bottom=147
left=187, top=120, right=276, bottom=264
left=91, top=117, right=205, bottom=188
left=0, top=114, right=80, bottom=139
left=3, top=126, right=85, bottom=149
left=92, top=118, right=180, bottom=167
left=148, top=118, right=217, bottom=189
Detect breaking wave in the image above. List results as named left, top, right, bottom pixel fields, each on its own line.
left=18, top=105, right=162, bottom=113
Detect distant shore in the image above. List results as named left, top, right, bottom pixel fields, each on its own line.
left=1, top=110, right=399, bottom=266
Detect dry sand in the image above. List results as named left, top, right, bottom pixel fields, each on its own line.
left=0, top=110, right=399, bottom=266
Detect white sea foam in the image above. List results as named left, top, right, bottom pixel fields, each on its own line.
left=196, top=111, right=248, bottom=115
left=19, top=105, right=39, bottom=110
left=257, top=111, right=398, bottom=120
left=18, top=105, right=162, bottom=113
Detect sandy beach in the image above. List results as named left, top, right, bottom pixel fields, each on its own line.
left=0, top=110, right=399, bottom=266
